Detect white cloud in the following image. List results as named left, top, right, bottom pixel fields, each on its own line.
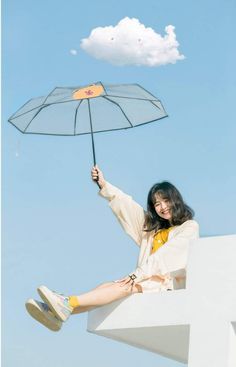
left=80, top=17, right=185, bottom=67
left=70, top=49, right=78, bottom=55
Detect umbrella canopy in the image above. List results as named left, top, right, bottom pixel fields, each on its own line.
left=8, top=82, right=168, bottom=164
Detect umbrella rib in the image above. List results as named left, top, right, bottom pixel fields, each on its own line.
left=9, top=105, right=46, bottom=121
left=7, top=101, right=58, bottom=120
left=43, top=87, right=58, bottom=104
left=11, top=99, right=73, bottom=122
left=105, top=94, right=160, bottom=102
left=23, top=104, right=49, bottom=133
left=134, top=83, right=160, bottom=100
left=74, top=99, right=83, bottom=135
left=98, top=81, right=108, bottom=95
left=44, top=87, right=76, bottom=104
left=8, top=97, right=35, bottom=120
left=102, top=96, right=133, bottom=127
left=149, top=100, right=161, bottom=110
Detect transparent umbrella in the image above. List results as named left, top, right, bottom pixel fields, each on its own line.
left=8, top=82, right=168, bottom=165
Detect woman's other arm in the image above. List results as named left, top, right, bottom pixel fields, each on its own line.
left=131, top=220, right=199, bottom=282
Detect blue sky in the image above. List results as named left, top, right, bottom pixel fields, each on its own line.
left=2, top=0, right=236, bottom=366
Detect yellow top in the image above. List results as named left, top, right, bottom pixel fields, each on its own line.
left=151, top=227, right=174, bottom=254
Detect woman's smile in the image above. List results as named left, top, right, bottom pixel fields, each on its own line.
left=154, top=196, right=172, bottom=220
left=160, top=209, right=171, bottom=219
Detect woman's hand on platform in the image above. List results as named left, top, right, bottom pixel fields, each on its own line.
left=114, top=275, right=137, bottom=290
left=91, top=165, right=106, bottom=189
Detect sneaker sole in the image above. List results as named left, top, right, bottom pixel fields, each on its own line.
left=37, top=286, right=67, bottom=322
left=25, top=299, right=62, bottom=332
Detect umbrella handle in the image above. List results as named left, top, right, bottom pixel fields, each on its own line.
left=94, top=168, right=102, bottom=189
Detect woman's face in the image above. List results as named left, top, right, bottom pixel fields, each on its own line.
left=153, top=194, right=172, bottom=221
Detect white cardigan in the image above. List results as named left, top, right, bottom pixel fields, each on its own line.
left=99, top=181, right=199, bottom=292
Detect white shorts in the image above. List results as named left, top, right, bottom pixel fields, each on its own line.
left=139, top=278, right=174, bottom=293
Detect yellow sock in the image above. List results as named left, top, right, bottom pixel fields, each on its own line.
left=69, top=296, right=80, bottom=308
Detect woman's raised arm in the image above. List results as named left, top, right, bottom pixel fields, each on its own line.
left=91, top=166, right=145, bottom=246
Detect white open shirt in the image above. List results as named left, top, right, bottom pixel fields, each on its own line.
left=100, top=181, right=199, bottom=292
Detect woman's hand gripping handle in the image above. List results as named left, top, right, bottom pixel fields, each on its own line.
left=91, top=165, right=106, bottom=190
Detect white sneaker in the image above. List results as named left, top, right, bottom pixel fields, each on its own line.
left=25, top=299, right=62, bottom=332
left=37, top=285, right=73, bottom=322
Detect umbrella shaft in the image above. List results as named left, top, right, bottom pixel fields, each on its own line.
left=88, top=99, right=96, bottom=166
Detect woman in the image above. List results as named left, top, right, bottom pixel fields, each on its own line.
left=26, top=166, right=199, bottom=331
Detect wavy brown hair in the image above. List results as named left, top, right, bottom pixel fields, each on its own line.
left=144, top=181, right=194, bottom=232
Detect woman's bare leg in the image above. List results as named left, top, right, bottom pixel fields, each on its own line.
left=71, top=281, right=141, bottom=315
left=72, top=282, right=113, bottom=315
